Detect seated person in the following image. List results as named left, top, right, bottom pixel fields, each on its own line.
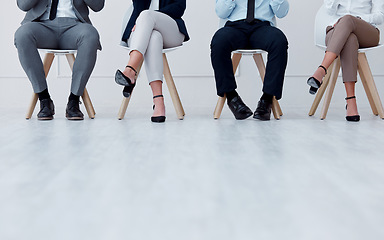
left=115, top=0, right=189, bottom=123
left=307, top=0, right=384, bottom=122
left=14, top=0, right=104, bottom=120
left=211, top=0, right=289, bottom=121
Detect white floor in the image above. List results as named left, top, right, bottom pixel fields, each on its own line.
left=0, top=104, right=384, bottom=240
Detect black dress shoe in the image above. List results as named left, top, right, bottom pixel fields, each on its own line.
left=227, top=96, right=253, bottom=120
left=66, top=99, right=84, bottom=120
left=37, top=99, right=55, bottom=120
left=253, top=99, right=272, bottom=121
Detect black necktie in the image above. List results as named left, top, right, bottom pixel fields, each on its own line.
left=49, top=0, right=59, bottom=20
left=246, top=0, right=255, bottom=23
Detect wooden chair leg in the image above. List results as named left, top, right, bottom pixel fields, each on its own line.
left=163, top=53, right=185, bottom=120
left=66, top=53, right=96, bottom=119
left=118, top=95, right=132, bottom=120
left=358, top=52, right=384, bottom=118
left=358, top=62, right=378, bottom=116
left=308, top=61, right=335, bottom=116
left=81, top=88, right=95, bottom=119
left=26, top=94, right=39, bottom=119
left=320, top=58, right=341, bottom=120
left=26, top=53, right=55, bottom=119
left=116, top=60, right=143, bottom=120
left=253, top=53, right=282, bottom=120
left=214, top=95, right=226, bottom=119
left=232, top=53, right=242, bottom=73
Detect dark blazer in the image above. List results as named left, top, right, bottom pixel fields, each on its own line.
left=122, top=0, right=189, bottom=42
left=17, top=0, right=105, bottom=25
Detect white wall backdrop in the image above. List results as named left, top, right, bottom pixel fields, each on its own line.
left=1, top=0, right=384, bottom=113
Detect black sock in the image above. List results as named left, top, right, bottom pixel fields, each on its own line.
left=37, top=88, right=51, bottom=100
left=226, top=90, right=239, bottom=102
left=261, top=92, right=273, bottom=103
left=68, top=92, right=80, bottom=102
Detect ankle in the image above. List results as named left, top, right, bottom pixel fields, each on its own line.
left=38, top=88, right=51, bottom=100
left=226, top=90, right=239, bottom=102
left=68, top=92, right=80, bottom=102
left=260, top=92, right=273, bottom=104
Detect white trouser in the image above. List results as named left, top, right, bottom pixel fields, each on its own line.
left=128, top=10, right=184, bottom=83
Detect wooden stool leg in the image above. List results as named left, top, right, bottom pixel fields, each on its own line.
left=26, top=53, right=55, bottom=119
left=308, top=61, right=335, bottom=116
left=81, top=88, right=95, bottom=119
left=66, top=53, right=96, bottom=119
left=358, top=63, right=378, bottom=116
left=357, top=52, right=384, bottom=118
left=253, top=53, right=282, bottom=120
left=26, top=94, right=39, bottom=120
left=117, top=60, right=143, bottom=120
left=214, top=95, right=226, bottom=119
left=163, top=53, right=185, bottom=120
left=320, top=58, right=341, bottom=120
left=118, top=95, right=132, bottom=120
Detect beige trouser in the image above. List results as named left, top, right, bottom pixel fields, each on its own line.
left=128, top=10, right=184, bottom=83
left=325, top=15, right=380, bottom=82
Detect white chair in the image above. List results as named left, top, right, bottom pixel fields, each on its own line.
left=117, top=46, right=185, bottom=120
left=213, top=19, right=283, bottom=120
left=117, top=5, right=185, bottom=120
left=308, top=4, right=384, bottom=119
left=26, top=49, right=96, bottom=119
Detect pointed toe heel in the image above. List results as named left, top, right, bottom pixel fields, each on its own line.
left=345, top=96, right=360, bottom=122
left=115, top=66, right=137, bottom=98
left=151, top=95, right=166, bottom=123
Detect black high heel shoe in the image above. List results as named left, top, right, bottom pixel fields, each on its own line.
left=115, top=66, right=137, bottom=98
left=345, top=96, right=360, bottom=122
left=151, top=95, right=166, bottom=123
left=307, top=65, right=327, bottom=95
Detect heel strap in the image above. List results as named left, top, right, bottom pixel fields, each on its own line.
left=345, top=96, right=356, bottom=100
left=153, top=95, right=164, bottom=99
left=319, top=65, right=327, bottom=74
left=125, top=65, right=137, bottom=74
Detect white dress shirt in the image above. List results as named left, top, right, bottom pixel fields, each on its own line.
left=324, top=0, right=384, bottom=26
left=149, top=0, right=159, bottom=11
left=40, top=0, right=78, bottom=20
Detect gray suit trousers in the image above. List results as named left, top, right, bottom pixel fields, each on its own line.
left=14, top=17, right=101, bottom=96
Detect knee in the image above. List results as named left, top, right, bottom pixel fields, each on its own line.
left=337, top=15, right=355, bottom=27
left=269, top=29, right=289, bottom=52
left=136, top=10, right=155, bottom=25
left=211, top=30, right=231, bottom=53
left=14, top=25, right=34, bottom=47
left=78, top=25, right=100, bottom=48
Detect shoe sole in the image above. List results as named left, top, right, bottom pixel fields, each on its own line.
left=38, top=116, right=54, bottom=120
left=253, top=115, right=270, bottom=121
left=307, top=77, right=320, bottom=87
left=235, top=112, right=253, bottom=120
left=66, top=115, right=84, bottom=121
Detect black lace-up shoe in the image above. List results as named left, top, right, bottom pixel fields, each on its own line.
left=227, top=96, right=253, bottom=120
left=37, top=99, right=55, bottom=120
left=66, top=99, right=84, bottom=120
left=253, top=99, right=272, bottom=121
